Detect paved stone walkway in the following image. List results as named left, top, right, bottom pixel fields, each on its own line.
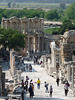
left=21, top=61, right=75, bottom=100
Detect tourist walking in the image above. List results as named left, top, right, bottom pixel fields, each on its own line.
left=29, top=64, right=32, bottom=72
left=29, top=84, right=34, bottom=98
left=30, top=79, right=33, bottom=84
left=44, top=82, right=49, bottom=93
left=56, top=77, right=60, bottom=86
left=26, top=64, right=28, bottom=71
left=31, top=83, right=34, bottom=96
left=66, top=80, right=70, bottom=87
left=64, top=82, right=69, bottom=96
left=24, top=67, right=25, bottom=71
left=49, top=85, right=53, bottom=97
left=26, top=76, right=29, bottom=81
left=21, top=80, right=24, bottom=88
left=37, top=78, right=41, bottom=89
left=40, top=61, right=42, bottom=67
left=25, top=79, right=28, bottom=92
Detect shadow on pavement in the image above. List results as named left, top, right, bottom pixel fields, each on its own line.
left=0, top=62, right=10, bottom=71
left=32, top=68, right=38, bottom=72
left=24, top=96, right=65, bottom=100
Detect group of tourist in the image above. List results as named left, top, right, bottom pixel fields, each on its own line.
left=44, top=78, right=70, bottom=97
left=44, top=81, right=53, bottom=97
left=23, top=64, right=32, bottom=72
left=21, top=77, right=54, bottom=98
left=56, top=77, right=70, bottom=96
left=37, top=78, right=53, bottom=97
left=21, top=75, right=70, bottom=99
left=21, top=76, right=34, bottom=98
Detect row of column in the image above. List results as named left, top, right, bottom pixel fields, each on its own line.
left=27, top=36, right=44, bottom=53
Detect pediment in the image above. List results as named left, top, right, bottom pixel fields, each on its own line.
left=9, top=16, right=19, bottom=22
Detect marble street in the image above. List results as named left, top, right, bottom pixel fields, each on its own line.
left=21, top=61, right=75, bottom=100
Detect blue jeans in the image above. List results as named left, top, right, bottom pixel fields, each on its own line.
left=37, top=83, right=40, bottom=89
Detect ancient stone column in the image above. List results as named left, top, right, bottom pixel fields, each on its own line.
left=33, top=36, right=36, bottom=52
left=38, top=36, right=40, bottom=52
left=10, top=49, right=15, bottom=77
left=67, top=64, right=71, bottom=81
left=42, top=37, right=44, bottom=52
left=28, top=36, right=30, bottom=53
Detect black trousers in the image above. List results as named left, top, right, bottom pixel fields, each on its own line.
left=65, top=89, right=68, bottom=96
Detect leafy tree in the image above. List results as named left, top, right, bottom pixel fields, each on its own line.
left=0, top=28, right=26, bottom=50
left=65, top=3, right=75, bottom=20
left=44, top=28, right=60, bottom=35
left=59, top=18, right=74, bottom=34
left=45, top=9, right=60, bottom=20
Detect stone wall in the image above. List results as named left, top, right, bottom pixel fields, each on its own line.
left=61, top=30, right=75, bottom=64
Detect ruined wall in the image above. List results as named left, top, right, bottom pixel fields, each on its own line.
left=61, top=30, right=75, bottom=64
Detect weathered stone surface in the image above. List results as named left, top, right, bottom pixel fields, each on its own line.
left=63, top=30, right=75, bottom=43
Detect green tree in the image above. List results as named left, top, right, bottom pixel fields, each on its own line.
left=0, top=28, right=26, bottom=50
left=65, top=3, right=75, bottom=20
left=45, top=9, right=60, bottom=20
left=59, top=18, right=74, bottom=34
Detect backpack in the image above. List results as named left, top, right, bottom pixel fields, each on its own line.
left=64, top=85, right=68, bottom=90
left=67, top=83, right=70, bottom=87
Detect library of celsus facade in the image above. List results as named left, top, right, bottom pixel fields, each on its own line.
left=1, top=16, right=44, bottom=56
